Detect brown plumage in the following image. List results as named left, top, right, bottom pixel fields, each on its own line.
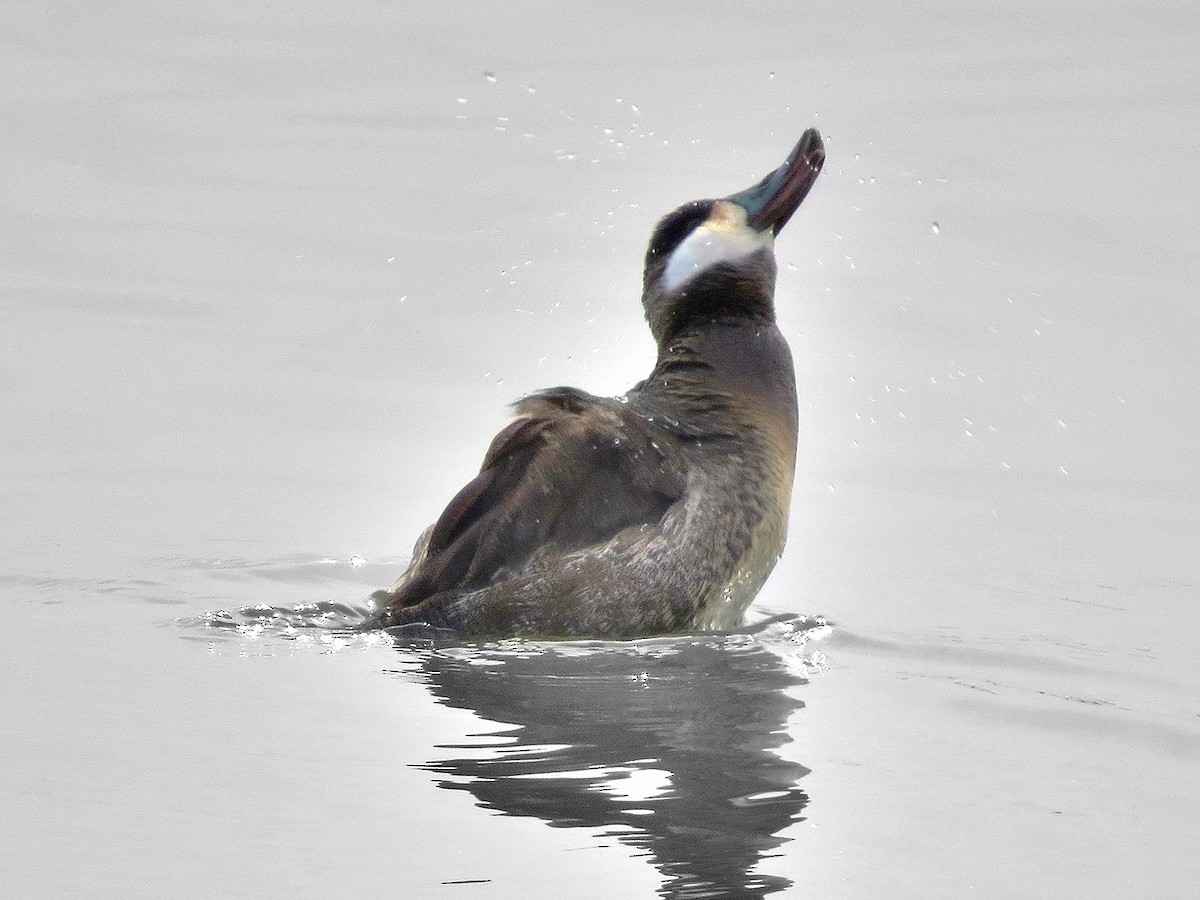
left=373, top=129, right=825, bottom=638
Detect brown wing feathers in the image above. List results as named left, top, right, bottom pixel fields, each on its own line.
left=388, top=390, right=682, bottom=609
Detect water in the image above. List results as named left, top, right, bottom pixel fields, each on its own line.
left=3, top=1, right=1199, bottom=896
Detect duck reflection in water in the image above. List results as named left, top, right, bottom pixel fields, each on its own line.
left=388, top=627, right=817, bottom=899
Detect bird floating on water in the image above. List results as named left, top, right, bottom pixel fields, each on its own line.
left=373, top=128, right=826, bottom=638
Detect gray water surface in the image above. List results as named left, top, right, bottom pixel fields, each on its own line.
left=3, top=1, right=1199, bottom=897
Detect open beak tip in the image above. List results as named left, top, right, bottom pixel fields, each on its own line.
left=737, top=127, right=826, bottom=233
left=799, top=128, right=825, bottom=172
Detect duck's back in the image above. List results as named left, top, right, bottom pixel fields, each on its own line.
left=377, top=387, right=685, bottom=635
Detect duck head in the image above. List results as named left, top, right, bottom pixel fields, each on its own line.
left=641, top=128, right=825, bottom=345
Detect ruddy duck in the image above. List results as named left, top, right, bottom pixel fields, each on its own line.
left=374, top=129, right=825, bottom=637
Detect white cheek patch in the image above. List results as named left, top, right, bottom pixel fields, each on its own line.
left=662, top=217, right=773, bottom=293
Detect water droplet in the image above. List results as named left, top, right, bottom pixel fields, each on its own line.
left=931, top=221, right=940, bottom=234
left=456, top=97, right=467, bottom=104
left=768, top=71, right=777, bottom=80
left=484, top=71, right=497, bottom=83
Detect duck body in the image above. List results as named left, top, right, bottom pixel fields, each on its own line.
left=374, top=130, right=824, bottom=638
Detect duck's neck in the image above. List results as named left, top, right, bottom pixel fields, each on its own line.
left=637, top=317, right=798, bottom=442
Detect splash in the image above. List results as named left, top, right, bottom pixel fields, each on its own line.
left=180, top=599, right=383, bottom=651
